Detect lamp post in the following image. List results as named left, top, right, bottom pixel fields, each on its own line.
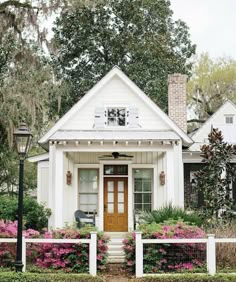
left=13, top=123, right=32, bottom=272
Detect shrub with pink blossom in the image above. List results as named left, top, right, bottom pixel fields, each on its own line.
left=0, top=221, right=109, bottom=273
left=34, top=226, right=109, bottom=273
left=123, top=222, right=206, bottom=274
left=0, top=220, right=40, bottom=267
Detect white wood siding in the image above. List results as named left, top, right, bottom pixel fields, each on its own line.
left=70, top=152, right=159, bottom=164
left=61, top=76, right=170, bottom=131
left=190, top=102, right=236, bottom=151
left=37, top=161, right=49, bottom=205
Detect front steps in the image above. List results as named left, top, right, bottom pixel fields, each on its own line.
left=106, top=232, right=127, bottom=263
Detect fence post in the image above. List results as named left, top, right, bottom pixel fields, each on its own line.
left=135, top=231, right=143, bottom=278
left=89, top=231, right=97, bottom=276
left=22, top=236, right=26, bottom=272
left=207, top=234, right=216, bottom=275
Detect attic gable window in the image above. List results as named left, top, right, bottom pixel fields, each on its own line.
left=225, top=115, right=234, bottom=124
left=107, top=108, right=126, bottom=126
left=94, top=106, right=139, bottom=128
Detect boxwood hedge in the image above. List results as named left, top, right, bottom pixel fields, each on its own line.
left=131, top=274, right=236, bottom=281
left=0, top=272, right=103, bottom=282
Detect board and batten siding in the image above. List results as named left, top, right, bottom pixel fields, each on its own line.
left=61, top=76, right=170, bottom=131
left=71, top=152, right=160, bottom=164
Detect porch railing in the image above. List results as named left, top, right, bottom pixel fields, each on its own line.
left=0, top=231, right=97, bottom=276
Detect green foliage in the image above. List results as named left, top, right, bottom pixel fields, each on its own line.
left=132, top=274, right=236, bottom=281
left=138, top=205, right=203, bottom=227
left=195, top=128, right=236, bottom=225
left=0, top=272, right=103, bottom=282
left=53, top=0, right=195, bottom=115
left=0, top=196, right=51, bottom=232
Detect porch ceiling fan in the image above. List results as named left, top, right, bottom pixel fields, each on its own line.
left=99, top=152, right=133, bottom=159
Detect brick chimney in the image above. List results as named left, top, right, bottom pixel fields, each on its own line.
left=168, top=74, right=187, bottom=133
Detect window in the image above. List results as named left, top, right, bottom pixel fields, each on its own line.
left=78, top=169, right=98, bottom=214
left=107, top=107, right=126, bottom=126
left=104, top=165, right=128, bottom=175
left=134, top=169, right=153, bottom=211
left=225, top=115, right=234, bottom=124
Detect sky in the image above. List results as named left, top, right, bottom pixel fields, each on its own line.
left=170, top=0, right=236, bottom=59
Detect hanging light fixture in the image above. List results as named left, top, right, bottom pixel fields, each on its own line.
left=66, top=153, right=72, bottom=185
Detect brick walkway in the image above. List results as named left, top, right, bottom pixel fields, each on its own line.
left=103, top=263, right=131, bottom=282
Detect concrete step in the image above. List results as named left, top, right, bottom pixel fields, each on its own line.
left=105, top=232, right=127, bottom=263
left=106, top=233, right=127, bottom=239
left=108, top=255, right=125, bottom=263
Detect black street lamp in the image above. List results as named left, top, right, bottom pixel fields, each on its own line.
left=13, top=123, right=32, bottom=272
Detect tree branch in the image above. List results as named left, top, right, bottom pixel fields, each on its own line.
left=187, top=119, right=206, bottom=123
left=192, top=96, right=203, bottom=104
left=0, top=1, right=33, bottom=13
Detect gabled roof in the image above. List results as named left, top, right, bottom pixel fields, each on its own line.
left=28, top=153, right=49, bottom=163
left=39, top=66, right=192, bottom=146
left=191, top=100, right=236, bottom=140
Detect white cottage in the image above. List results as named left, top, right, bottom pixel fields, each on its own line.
left=31, top=67, right=193, bottom=231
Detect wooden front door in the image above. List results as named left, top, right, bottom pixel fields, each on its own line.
left=104, top=178, right=128, bottom=232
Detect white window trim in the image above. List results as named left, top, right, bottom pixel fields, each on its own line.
left=104, top=103, right=130, bottom=128
left=78, top=168, right=99, bottom=214
left=225, top=114, right=234, bottom=124
left=132, top=166, right=155, bottom=212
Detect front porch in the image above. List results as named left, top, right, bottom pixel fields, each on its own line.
left=44, top=137, right=184, bottom=231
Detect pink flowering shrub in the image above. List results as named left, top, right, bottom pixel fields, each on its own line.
left=123, top=222, right=206, bottom=274
left=0, top=220, right=109, bottom=273
left=0, top=220, right=40, bottom=267
left=34, top=226, right=109, bottom=272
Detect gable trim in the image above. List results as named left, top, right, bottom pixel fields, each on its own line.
left=191, top=100, right=236, bottom=139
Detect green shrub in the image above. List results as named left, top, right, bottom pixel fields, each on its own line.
left=138, top=205, right=203, bottom=227
left=0, top=195, right=51, bottom=232
left=131, top=274, right=236, bottom=281
left=0, top=272, right=103, bottom=281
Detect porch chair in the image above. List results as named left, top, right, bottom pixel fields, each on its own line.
left=74, top=210, right=95, bottom=228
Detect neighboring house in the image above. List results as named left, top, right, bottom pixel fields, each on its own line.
left=30, top=67, right=193, bottom=231
left=183, top=100, right=236, bottom=209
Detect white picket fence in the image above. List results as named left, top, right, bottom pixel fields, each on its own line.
left=0, top=231, right=97, bottom=276
left=135, top=232, right=236, bottom=278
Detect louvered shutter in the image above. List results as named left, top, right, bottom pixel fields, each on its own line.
left=94, top=107, right=106, bottom=128
left=128, top=107, right=139, bottom=128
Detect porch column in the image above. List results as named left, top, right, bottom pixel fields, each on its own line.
left=166, top=149, right=175, bottom=205
left=174, top=141, right=184, bottom=207
left=48, top=143, right=56, bottom=228
left=98, top=164, right=104, bottom=231
left=128, top=164, right=133, bottom=231
left=54, top=148, right=64, bottom=228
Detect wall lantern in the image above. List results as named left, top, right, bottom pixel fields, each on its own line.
left=159, top=171, right=165, bottom=186
left=66, top=171, right=72, bottom=185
